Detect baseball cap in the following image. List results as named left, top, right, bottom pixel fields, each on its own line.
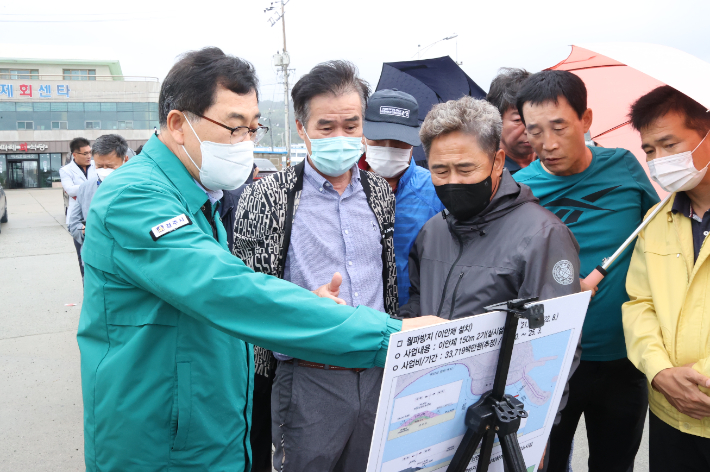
left=363, top=89, right=421, bottom=146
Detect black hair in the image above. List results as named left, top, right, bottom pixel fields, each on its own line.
left=135, top=145, right=144, bottom=155
left=159, top=47, right=259, bottom=127
left=92, top=134, right=128, bottom=159
left=629, top=85, right=710, bottom=136
left=291, top=60, right=370, bottom=127
left=70, top=137, right=90, bottom=153
left=516, top=70, right=587, bottom=123
left=486, top=67, right=531, bottom=116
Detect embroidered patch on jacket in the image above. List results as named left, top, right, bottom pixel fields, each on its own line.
left=150, top=214, right=192, bottom=241
left=552, top=260, right=574, bottom=285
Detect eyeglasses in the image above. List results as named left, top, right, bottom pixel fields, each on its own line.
left=74, top=151, right=92, bottom=157
left=196, top=114, right=269, bottom=144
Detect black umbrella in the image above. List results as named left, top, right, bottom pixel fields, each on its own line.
left=375, top=56, right=486, bottom=165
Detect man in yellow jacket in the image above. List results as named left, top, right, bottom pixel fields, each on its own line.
left=623, top=85, right=710, bottom=470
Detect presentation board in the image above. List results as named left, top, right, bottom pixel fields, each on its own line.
left=366, top=292, right=591, bottom=472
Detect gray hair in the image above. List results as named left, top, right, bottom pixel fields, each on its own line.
left=92, top=134, right=128, bottom=159
left=420, top=96, right=502, bottom=158
left=291, top=60, right=370, bottom=128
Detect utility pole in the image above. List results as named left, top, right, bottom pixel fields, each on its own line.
left=281, top=0, right=291, bottom=167
left=266, top=0, right=292, bottom=167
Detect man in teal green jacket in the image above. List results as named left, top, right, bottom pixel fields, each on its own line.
left=78, top=47, right=439, bottom=472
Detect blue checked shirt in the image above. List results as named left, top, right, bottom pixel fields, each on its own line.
left=275, top=158, right=385, bottom=361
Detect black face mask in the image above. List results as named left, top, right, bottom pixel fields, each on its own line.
left=435, top=169, right=494, bottom=221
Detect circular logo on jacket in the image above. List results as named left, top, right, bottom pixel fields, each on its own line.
left=552, top=260, right=574, bottom=285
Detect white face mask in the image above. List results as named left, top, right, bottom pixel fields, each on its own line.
left=96, top=167, right=114, bottom=181
left=181, top=113, right=255, bottom=191
left=365, top=144, right=412, bottom=178
left=647, top=131, right=710, bottom=193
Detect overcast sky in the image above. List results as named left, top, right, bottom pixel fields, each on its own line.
left=1, top=0, right=709, bottom=105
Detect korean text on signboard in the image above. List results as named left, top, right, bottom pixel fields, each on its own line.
left=0, top=84, right=71, bottom=99
left=0, top=143, right=49, bottom=152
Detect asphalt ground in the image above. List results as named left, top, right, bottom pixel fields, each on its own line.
left=0, top=188, right=84, bottom=471
left=0, top=187, right=649, bottom=471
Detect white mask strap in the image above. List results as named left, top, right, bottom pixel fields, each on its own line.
left=181, top=112, right=203, bottom=145
left=692, top=129, right=710, bottom=153
left=182, top=145, right=201, bottom=173
left=180, top=112, right=203, bottom=172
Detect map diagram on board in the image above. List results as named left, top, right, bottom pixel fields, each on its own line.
left=367, top=292, right=591, bottom=472
left=380, top=333, right=569, bottom=472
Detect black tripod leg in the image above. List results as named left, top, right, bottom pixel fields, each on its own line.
left=475, top=428, right=496, bottom=471
left=499, top=432, right=527, bottom=472
left=447, top=426, right=487, bottom=472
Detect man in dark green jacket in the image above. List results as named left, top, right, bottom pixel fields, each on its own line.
left=77, top=47, right=439, bottom=472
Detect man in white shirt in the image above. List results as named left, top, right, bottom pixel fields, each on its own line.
left=59, top=137, right=96, bottom=279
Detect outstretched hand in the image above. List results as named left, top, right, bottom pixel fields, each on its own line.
left=312, top=272, right=346, bottom=305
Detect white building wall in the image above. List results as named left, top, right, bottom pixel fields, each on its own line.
left=0, top=62, right=114, bottom=77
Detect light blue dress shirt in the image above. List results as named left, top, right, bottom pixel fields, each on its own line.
left=276, top=159, right=385, bottom=361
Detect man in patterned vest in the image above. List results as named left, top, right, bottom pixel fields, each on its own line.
left=233, top=60, right=399, bottom=472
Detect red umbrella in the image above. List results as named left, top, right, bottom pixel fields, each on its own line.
left=546, top=43, right=710, bottom=287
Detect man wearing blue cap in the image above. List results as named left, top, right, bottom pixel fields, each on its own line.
left=360, top=89, right=444, bottom=305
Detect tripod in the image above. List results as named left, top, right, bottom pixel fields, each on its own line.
left=447, top=297, right=544, bottom=472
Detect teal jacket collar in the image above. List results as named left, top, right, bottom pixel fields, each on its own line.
left=141, top=135, right=208, bottom=214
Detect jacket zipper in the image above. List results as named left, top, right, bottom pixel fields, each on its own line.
left=201, top=204, right=219, bottom=240
left=436, top=231, right=465, bottom=317
left=242, top=341, right=251, bottom=471
left=448, top=272, right=465, bottom=319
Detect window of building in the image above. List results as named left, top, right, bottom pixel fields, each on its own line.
left=39, top=153, right=52, bottom=188
left=0, top=102, right=158, bottom=130
left=17, top=121, right=34, bottom=130
left=63, top=69, right=97, bottom=81
left=0, top=68, right=39, bottom=80
left=50, top=153, right=62, bottom=182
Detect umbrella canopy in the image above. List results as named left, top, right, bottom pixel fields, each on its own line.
left=375, top=56, right=486, bottom=165
left=548, top=43, right=710, bottom=197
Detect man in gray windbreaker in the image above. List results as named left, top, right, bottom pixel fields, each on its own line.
left=400, top=96, right=581, bottom=470
left=401, top=96, right=581, bottom=319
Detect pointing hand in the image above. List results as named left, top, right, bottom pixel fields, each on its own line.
left=312, top=272, right=346, bottom=305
